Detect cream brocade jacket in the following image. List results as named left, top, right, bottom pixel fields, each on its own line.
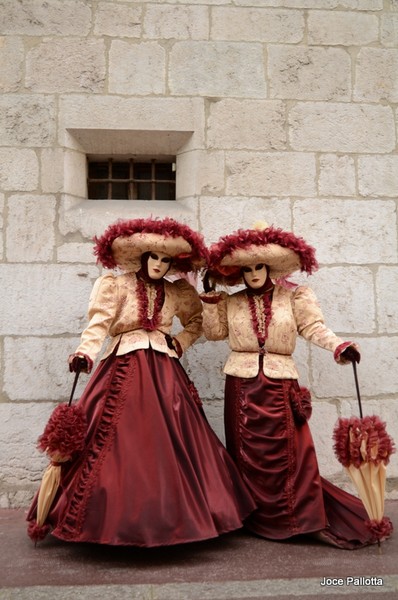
left=202, top=285, right=347, bottom=379
left=74, top=272, right=203, bottom=363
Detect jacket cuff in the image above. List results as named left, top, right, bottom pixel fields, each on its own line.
left=199, top=292, right=222, bottom=305
left=334, top=342, right=353, bottom=364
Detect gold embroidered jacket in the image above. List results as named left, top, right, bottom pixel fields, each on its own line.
left=202, top=285, right=349, bottom=379
left=74, top=272, right=203, bottom=364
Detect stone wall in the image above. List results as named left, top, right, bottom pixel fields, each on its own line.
left=0, top=0, right=397, bottom=508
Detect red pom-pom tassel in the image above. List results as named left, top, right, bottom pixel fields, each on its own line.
left=365, top=517, right=393, bottom=542
left=27, top=521, right=51, bottom=544
left=38, top=404, right=87, bottom=458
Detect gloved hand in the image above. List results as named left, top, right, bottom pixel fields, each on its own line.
left=341, top=345, right=361, bottom=364
left=68, top=353, right=92, bottom=374
left=165, top=335, right=183, bottom=358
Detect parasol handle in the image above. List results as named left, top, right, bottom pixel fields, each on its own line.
left=352, top=361, right=363, bottom=419
left=68, top=362, right=83, bottom=407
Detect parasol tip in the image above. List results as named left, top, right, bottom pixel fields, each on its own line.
left=27, top=521, right=51, bottom=545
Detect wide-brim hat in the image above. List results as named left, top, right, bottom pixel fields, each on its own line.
left=94, top=217, right=208, bottom=274
left=207, top=222, right=318, bottom=285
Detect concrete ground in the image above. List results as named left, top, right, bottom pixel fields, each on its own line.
left=1, top=502, right=397, bottom=600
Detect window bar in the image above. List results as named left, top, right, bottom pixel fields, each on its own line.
left=129, top=159, right=134, bottom=200
left=151, top=159, right=156, bottom=200
left=108, top=159, right=112, bottom=200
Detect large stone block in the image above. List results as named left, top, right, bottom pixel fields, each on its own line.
left=234, top=0, right=382, bottom=7
left=211, top=7, right=304, bottom=42
left=57, top=243, right=97, bottom=264
left=177, top=150, right=225, bottom=197
left=169, top=42, right=266, bottom=97
left=185, top=339, right=230, bottom=400
left=199, top=196, right=292, bottom=244
left=201, top=399, right=225, bottom=444
left=59, top=194, right=198, bottom=239
left=0, top=402, right=71, bottom=508
left=289, top=103, right=395, bottom=153
left=0, top=148, right=38, bottom=192
left=26, top=39, right=106, bottom=93
left=109, top=41, right=166, bottom=95
left=311, top=344, right=362, bottom=400
left=6, top=195, right=56, bottom=262
left=40, top=148, right=65, bottom=193
left=207, top=99, right=286, bottom=150
left=355, top=48, right=398, bottom=102
left=312, top=337, right=398, bottom=398
left=0, top=265, right=99, bottom=336
left=0, top=192, right=3, bottom=260
left=58, top=96, right=205, bottom=152
left=294, top=199, right=397, bottom=264
left=0, top=95, right=56, bottom=147
left=64, top=150, right=87, bottom=197
left=293, top=337, right=310, bottom=388
left=319, top=154, right=356, bottom=197
left=268, top=45, right=351, bottom=101
left=4, top=337, right=86, bottom=402
left=0, top=37, right=24, bottom=92
left=144, top=5, right=209, bottom=39
left=376, top=267, right=398, bottom=333
left=307, top=10, right=379, bottom=45
left=94, top=2, right=142, bottom=37
left=309, top=400, right=341, bottom=478
left=358, top=155, right=398, bottom=197
left=381, top=13, right=398, bottom=47
left=309, top=267, right=375, bottom=334
left=225, top=151, right=316, bottom=197
left=0, top=0, right=92, bottom=36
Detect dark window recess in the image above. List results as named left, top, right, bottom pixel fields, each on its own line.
left=87, top=158, right=176, bottom=200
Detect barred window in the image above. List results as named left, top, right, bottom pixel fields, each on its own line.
left=87, top=157, right=176, bottom=201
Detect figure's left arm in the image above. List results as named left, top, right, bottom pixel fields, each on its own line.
left=293, top=286, right=360, bottom=364
left=172, top=279, right=203, bottom=355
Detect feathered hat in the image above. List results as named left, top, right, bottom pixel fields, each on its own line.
left=94, top=217, right=208, bottom=274
left=206, top=221, right=318, bottom=286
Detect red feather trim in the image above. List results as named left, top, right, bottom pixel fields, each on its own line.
left=199, top=293, right=223, bottom=304
left=247, top=292, right=273, bottom=349
left=27, top=521, right=51, bottom=543
left=333, top=415, right=395, bottom=468
left=290, top=386, right=312, bottom=424
left=136, top=276, right=164, bottom=331
left=365, top=517, right=393, bottom=542
left=209, top=226, right=318, bottom=280
left=93, top=217, right=208, bottom=271
left=38, top=404, right=87, bottom=458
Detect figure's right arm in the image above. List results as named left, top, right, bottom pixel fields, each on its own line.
left=69, top=274, right=117, bottom=372
left=200, top=292, right=229, bottom=341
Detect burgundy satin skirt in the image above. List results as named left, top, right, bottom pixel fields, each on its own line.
left=224, top=372, right=374, bottom=549
left=28, top=349, right=255, bottom=546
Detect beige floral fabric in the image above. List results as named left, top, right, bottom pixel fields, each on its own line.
left=202, top=285, right=346, bottom=379
left=75, top=273, right=203, bottom=363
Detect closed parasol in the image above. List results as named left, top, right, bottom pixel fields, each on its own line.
left=333, top=361, right=395, bottom=545
left=27, top=360, right=87, bottom=543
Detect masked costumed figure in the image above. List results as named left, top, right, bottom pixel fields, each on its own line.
left=200, top=222, right=385, bottom=549
left=27, top=217, right=255, bottom=546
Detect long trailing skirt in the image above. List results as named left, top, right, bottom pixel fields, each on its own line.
left=224, top=371, right=375, bottom=549
left=27, top=349, right=255, bottom=547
